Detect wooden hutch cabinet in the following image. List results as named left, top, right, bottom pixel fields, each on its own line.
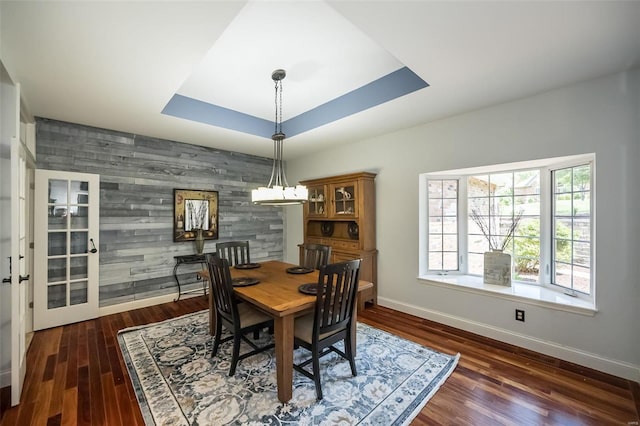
left=300, top=172, right=377, bottom=308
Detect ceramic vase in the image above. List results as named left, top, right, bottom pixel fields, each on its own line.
left=195, top=228, right=205, bottom=254
left=483, top=249, right=511, bottom=286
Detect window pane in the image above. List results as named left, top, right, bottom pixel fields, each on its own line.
left=427, top=179, right=458, bottom=271
left=491, top=197, right=513, bottom=216
left=552, top=163, right=592, bottom=294
left=443, top=253, right=458, bottom=270
left=468, top=176, right=489, bottom=197
left=555, top=240, right=572, bottom=263
left=468, top=170, right=541, bottom=281
left=429, top=199, right=443, bottom=217
left=429, top=234, right=442, bottom=251
left=573, top=192, right=590, bottom=216
left=429, top=253, right=443, bottom=270
left=443, top=180, right=458, bottom=198
left=573, top=165, right=590, bottom=191
left=573, top=266, right=591, bottom=293
left=442, top=198, right=457, bottom=216
left=554, top=194, right=572, bottom=216
left=573, top=218, right=590, bottom=242
left=428, top=181, right=443, bottom=198
left=443, top=235, right=457, bottom=251
left=491, top=173, right=513, bottom=196
left=468, top=197, right=488, bottom=215
left=573, top=242, right=590, bottom=268
left=554, top=169, right=571, bottom=193
left=429, top=216, right=442, bottom=233
left=554, top=262, right=572, bottom=286
left=442, top=217, right=457, bottom=233
left=468, top=235, right=489, bottom=253
left=514, top=171, right=540, bottom=195
left=468, top=253, right=484, bottom=275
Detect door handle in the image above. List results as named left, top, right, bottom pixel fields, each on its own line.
left=2, top=277, right=10, bottom=284
left=19, top=274, right=30, bottom=283
left=89, top=238, right=98, bottom=254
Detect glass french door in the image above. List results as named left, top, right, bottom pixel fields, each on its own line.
left=34, top=170, right=99, bottom=330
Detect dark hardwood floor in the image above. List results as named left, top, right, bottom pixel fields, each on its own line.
left=1, top=297, right=638, bottom=425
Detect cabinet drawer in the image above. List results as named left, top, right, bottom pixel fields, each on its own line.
left=331, top=240, right=359, bottom=251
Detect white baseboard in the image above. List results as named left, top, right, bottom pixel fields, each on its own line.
left=378, top=297, right=640, bottom=383
left=0, top=368, right=9, bottom=388
left=99, top=292, right=201, bottom=317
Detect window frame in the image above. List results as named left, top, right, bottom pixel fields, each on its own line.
left=419, top=154, right=595, bottom=305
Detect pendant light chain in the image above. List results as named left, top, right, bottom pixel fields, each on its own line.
left=251, top=68, right=308, bottom=205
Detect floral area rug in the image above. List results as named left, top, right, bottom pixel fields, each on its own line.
left=117, top=310, right=459, bottom=425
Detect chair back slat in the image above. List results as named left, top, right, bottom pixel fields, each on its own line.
left=314, top=259, right=361, bottom=338
left=299, top=243, right=331, bottom=270
left=206, top=253, right=238, bottom=325
left=216, top=241, right=251, bottom=266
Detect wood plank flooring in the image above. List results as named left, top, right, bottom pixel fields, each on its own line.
left=1, top=297, right=638, bottom=425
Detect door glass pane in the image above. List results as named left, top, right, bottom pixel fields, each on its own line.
left=70, top=180, right=89, bottom=204
left=71, top=206, right=89, bottom=229
left=48, top=284, right=67, bottom=309
left=48, top=258, right=67, bottom=282
left=70, top=281, right=88, bottom=305
left=70, top=231, right=88, bottom=254
left=48, top=232, right=67, bottom=256
left=48, top=212, right=68, bottom=230
left=48, top=179, right=67, bottom=205
left=70, top=257, right=88, bottom=280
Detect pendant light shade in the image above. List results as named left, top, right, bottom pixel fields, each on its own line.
left=252, top=69, right=308, bottom=205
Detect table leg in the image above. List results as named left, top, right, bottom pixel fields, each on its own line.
left=274, top=315, right=294, bottom=403
left=173, top=262, right=182, bottom=302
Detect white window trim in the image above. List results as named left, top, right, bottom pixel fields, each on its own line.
left=419, top=153, right=596, bottom=314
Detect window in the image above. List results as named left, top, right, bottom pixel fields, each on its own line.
left=421, top=155, right=594, bottom=300
left=552, top=164, right=592, bottom=294
left=427, top=180, right=458, bottom=271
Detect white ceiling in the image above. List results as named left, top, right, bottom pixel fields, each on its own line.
left=1, top=1, right=639, bottom=160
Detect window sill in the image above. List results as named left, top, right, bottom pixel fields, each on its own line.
left=418, top=274, right=597, bottom=316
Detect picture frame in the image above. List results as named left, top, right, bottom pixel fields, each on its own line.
left=173, top=189, right=219, bottom=242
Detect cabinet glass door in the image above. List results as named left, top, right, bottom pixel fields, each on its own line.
left=332, top=184, right=356, bottom=217
left=307, top=185, right=327, bottom=217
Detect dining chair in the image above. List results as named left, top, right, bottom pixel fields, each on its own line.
left=206, top=253, right=274, bottom=376
left=216, top=241, right=251, bottom=266
left=298, top=243, right=332, bottom=270
left=293, top=259, right=362, bottom=400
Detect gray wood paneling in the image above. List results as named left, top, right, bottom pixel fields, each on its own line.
left=36, top=118, right=283, bottom=307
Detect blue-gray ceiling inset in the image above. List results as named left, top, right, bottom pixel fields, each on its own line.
left=162, top=66, right=428, bottom=139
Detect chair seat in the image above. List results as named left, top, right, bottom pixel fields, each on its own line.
left=294, top=313, right=342, bottom=344
left=238, top=303, right=272, bottom=329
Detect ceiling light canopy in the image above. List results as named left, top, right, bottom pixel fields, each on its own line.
left=252, top=69, right=308, bottom=206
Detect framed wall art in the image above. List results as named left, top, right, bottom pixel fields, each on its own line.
left=173, top=189, right=219, bottom=242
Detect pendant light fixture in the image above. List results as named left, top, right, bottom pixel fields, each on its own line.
left=252, top=69, right=308, bottom=205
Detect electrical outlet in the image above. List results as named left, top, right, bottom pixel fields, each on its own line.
left=515, top=309, right=525, bottom=322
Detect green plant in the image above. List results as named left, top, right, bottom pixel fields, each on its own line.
left=512, top=219, right=571, bottom=274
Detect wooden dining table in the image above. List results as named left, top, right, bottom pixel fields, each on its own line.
left=199, top=260, right=373, bottom=403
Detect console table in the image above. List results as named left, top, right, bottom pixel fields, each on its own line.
left=173, top=253, right=214, bottom=301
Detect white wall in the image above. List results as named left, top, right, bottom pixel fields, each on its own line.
left=285, top=69, right=640, bottom=381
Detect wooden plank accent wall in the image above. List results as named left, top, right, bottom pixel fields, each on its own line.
left=35, top=118, right=283, bottom=307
